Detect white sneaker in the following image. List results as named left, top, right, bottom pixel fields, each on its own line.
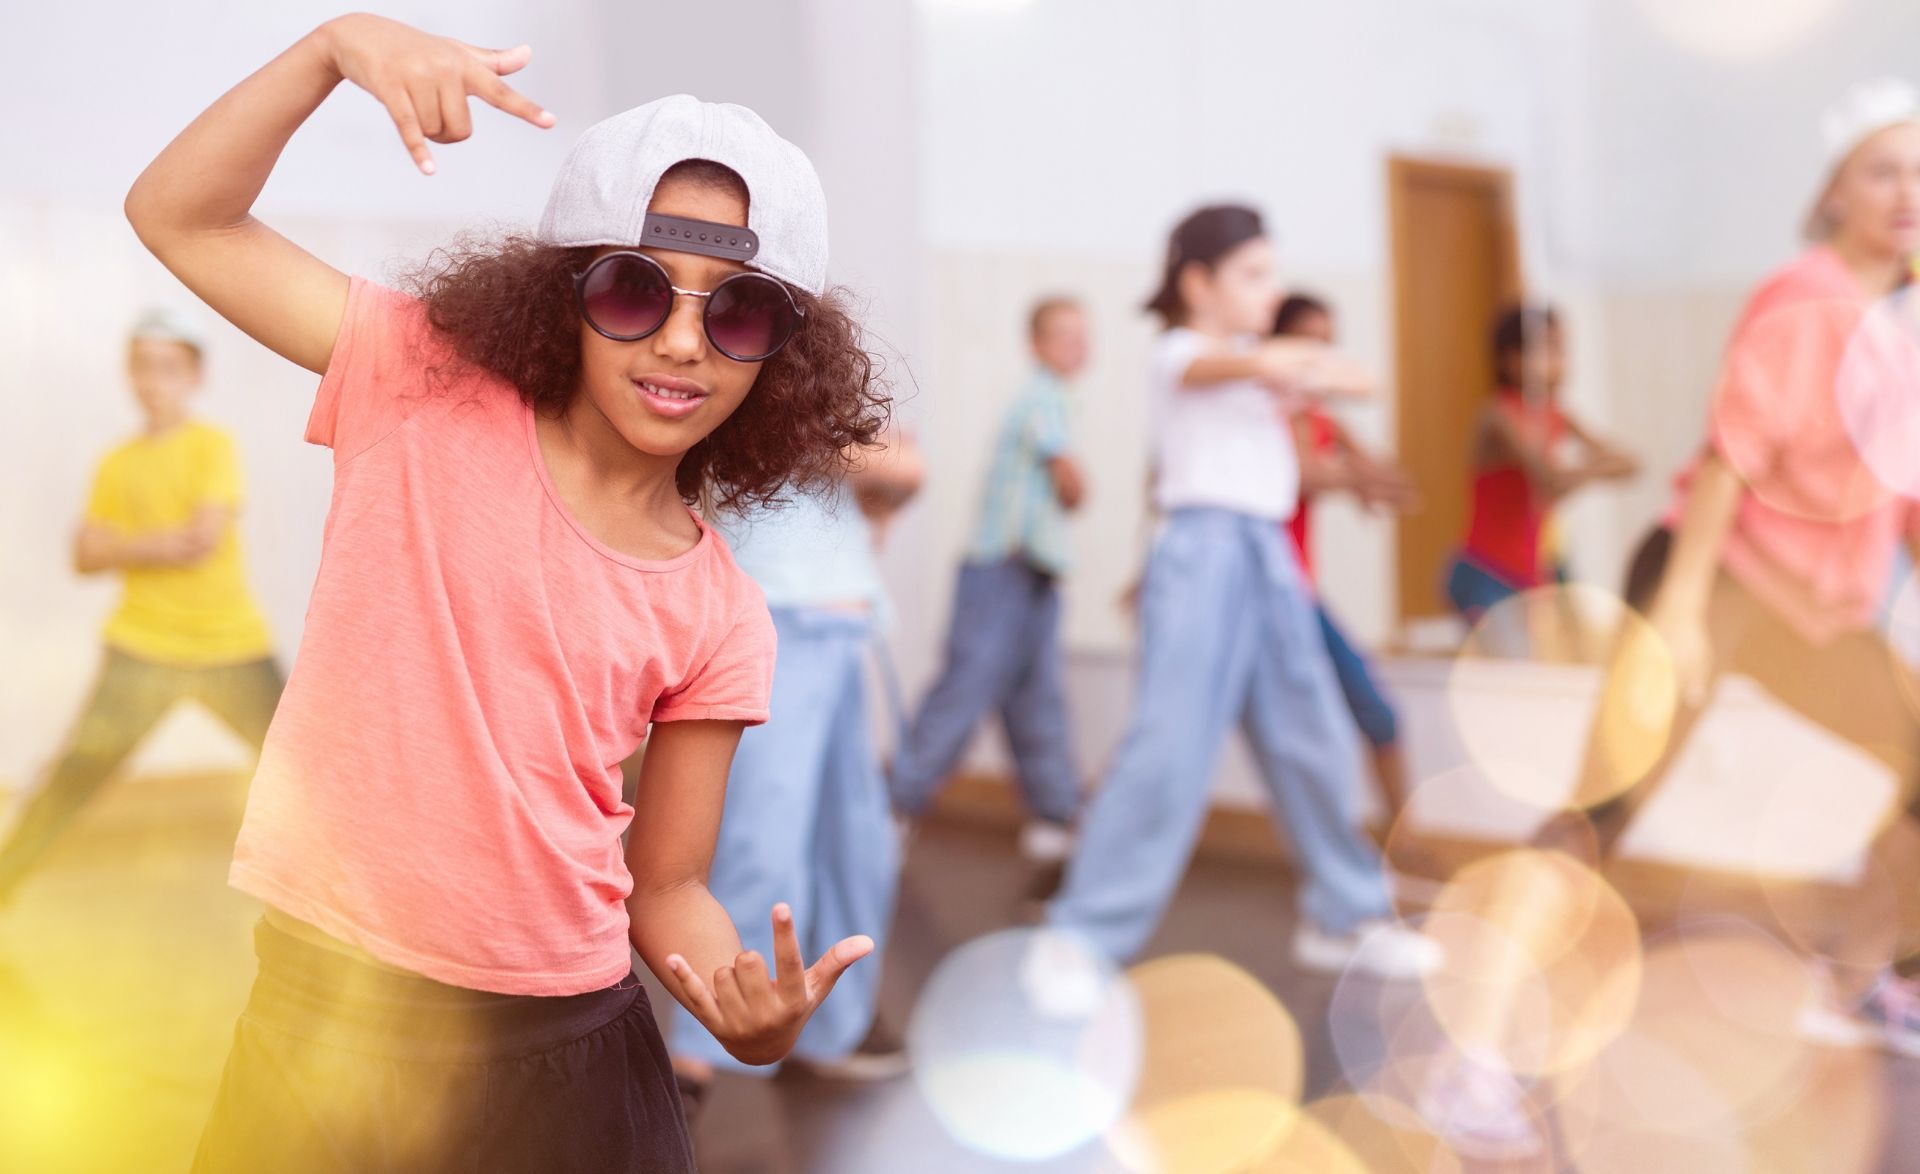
left=1797, top=965, right=1874, bottom=1050
left=890, top=812, right=918, bottom=861
left=1798, top=966, right=1920, bottom=1057
left=1292, top=919, right=1443, bottom=979
left=1418, top=1053, right=1546, bottom=1161
left=1018, top=820, right=1075, bottom=864
left=1018, top=930, right=1110, bottom=1021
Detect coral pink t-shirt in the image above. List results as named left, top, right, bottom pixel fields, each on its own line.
left=231, top=277, right=776, bottom=996
left=1665, top=247, right=1920, bottom=644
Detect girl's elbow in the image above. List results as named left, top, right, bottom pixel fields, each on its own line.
left=123, top=176, right=157, bottom=236
left=123, top=175, right=187, bottom=254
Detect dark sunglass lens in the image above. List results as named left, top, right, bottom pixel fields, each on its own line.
left=706, top=276, right=798, bottom=361
left=581, top=255, right=672, bottom=339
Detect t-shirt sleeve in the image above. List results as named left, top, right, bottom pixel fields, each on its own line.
left=196, top=429, right=244, bottom=509
left=651, top=590, right=777, bottom=725
left=1152, top=328, right=1212, bottom=396
left=1707, top=279, right=1854, bottom=484
left=83, top=457, right=121, bottom=529
left=1026, top=390, right=1072, bottom=461
left=305, top=276, right=441, bottom=464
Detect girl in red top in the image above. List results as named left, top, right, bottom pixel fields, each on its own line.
left=1443, top=306, right=1639, bottom=654
left=126, top=14, right=888, bottom=1172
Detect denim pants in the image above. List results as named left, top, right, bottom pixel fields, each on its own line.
left=1046, top=509, right=1392, bottom=960
left=1315, top=604, right=1399, bottom=750
left=891, top=558, right=1080, bottom=824
left=0, top=647, right=284, bottom=902
left=671, top=608, right=899, bottom=1072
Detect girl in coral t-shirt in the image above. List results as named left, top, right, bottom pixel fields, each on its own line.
left=126, top=14, right=889, bottom=1172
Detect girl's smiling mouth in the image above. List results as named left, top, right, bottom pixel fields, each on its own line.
left=633, top=374, right=711, bottom=419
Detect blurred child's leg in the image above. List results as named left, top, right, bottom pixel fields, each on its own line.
left=194, top=657, right=287, bottom=751
left=790, top=626, right=899, bottom=1063
left=1046, top=511, right=1258, bottom=961
left=0, top=650, right=182, bottom=902
left=1000, top=568, right=1079, bottom=826
left=1314, top=603, right=1405, bottom=816
left=892, top=559, right=1043, bottom=816
left=1241, top=540, right=1393, bottom=935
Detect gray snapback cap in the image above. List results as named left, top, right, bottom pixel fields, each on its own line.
left=537, top=94, right=829, bottom=296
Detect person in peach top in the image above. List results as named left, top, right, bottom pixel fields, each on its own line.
left=123, top=14, right=891, bottom=1172
left=1428, top=79, right=1920, bottom=1161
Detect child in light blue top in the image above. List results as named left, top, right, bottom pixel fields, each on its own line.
left=894, top=299, right=1089, bottom=838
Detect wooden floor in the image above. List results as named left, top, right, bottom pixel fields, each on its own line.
left=2, top=771, right=1919, bottom=1172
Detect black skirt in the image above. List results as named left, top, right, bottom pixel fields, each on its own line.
left=192, top=918, right=695, bottom=1173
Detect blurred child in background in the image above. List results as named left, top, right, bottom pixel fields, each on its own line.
left=892, top=297, right=1089, bottom=897
left=1443, top=305, right=1638, bottom=656
left=1042, top=206, right=1438, bottom=981
left=672, top=433, right=924, bottom=1110
left=0, top=309, right=281, bottom=907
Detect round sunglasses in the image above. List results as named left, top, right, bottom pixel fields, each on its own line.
left=574, top=251, right=803, bottom=363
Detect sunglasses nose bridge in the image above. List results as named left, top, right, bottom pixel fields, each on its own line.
left=652, top=292, right=714, bottom=361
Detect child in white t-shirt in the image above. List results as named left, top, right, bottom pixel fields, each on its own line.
left=1044, top=205, right=1439, bottom=979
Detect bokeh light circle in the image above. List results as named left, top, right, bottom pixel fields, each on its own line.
left=1709, top=296, right=1893, bottom=524
left=906, top=927, right=1142, bottom=1161
left=1450, top=584, right=1676, bottom=812
left=1103, top=955, right=1304, bottom=1174
left=1555, top=919, right=1826, bottom=1170
left=1301, top=1093, right=1466, bottom=1174
left=1750, top=803, right=1920, bottom=977
left=1836, top=284, right=1920, bottom=502
left=1244, top=1111, right=1367, bottom=1173
left=1327, top=911, right=1560, bottom=1155
left=1419, top=849, right=1642, bottom=1078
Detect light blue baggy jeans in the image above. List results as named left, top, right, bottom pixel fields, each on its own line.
left=1046, top=508, right=1392, bottom=960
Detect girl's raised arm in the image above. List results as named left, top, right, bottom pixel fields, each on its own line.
left=124, top=14, right=554, bottom=375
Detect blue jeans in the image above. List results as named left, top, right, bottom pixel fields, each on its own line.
left=1444, top=552, right=1522, bottom=621
left=1047, top=509, right=1393, bottom=960
left=891, top=558, right=1080, bottom=824
left=1316, top=605, right=1398, bottom=749
left=670, top=608, right=898, bottom=1073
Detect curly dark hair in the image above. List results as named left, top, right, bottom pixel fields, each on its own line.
left=397, top=229, right=888, bottom=513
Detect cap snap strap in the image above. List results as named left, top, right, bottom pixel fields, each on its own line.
left=641, top=213, right=760, bottom=263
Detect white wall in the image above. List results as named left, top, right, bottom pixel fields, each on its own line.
left=1589, top=0, right=1920, bottom=289
left=912, top=0, right=1606, bottom=661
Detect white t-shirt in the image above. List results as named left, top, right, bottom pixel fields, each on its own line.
left=1149, top=327, right=1299, bottom=519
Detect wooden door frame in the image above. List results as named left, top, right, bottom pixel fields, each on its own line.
left=1386, top=154, right=1523, bottom=629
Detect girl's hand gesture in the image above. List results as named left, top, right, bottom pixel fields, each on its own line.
left=665, top=905, right=873, bottom=1066
left=318, top=13, right=556, bottom=174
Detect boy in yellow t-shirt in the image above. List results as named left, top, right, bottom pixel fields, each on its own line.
left=0, top=309, right=282, bottom=904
